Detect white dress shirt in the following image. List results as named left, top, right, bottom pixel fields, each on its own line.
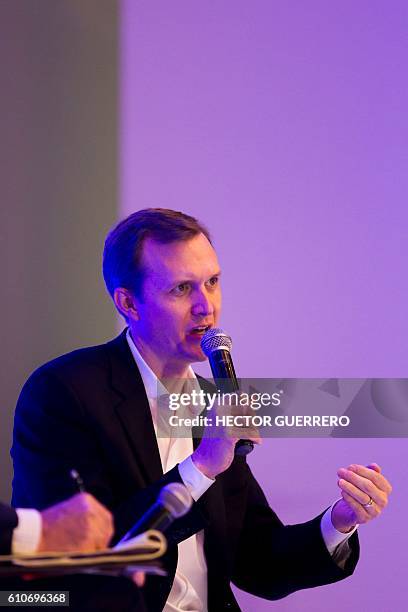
left=127, top=329, right=213, bottom=611
left=12, top=508, right=42, bottom=554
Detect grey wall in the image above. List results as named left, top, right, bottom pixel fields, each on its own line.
left=0, top=1, right=118, bottom=501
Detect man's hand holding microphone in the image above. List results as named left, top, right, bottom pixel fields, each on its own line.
left=192, top=328, right=260, bottom=480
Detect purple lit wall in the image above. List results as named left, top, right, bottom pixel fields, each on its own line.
left=121, top=2, right=408, bottom=610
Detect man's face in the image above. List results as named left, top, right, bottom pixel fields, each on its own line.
left=131, top=233, right=222, bottom=370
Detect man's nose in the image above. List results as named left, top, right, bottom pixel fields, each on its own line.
left=191, top=289, right=214, bottom=318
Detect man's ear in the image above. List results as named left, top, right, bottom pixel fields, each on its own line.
left=113, top=287, right=139, bottom=321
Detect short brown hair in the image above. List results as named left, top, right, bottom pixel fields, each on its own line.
left=103, top=208, right=211, bottom=298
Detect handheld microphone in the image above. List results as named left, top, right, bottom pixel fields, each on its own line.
left=119, top=482, right=193, bottom=543
left=201, top=328, right=254, bottom=456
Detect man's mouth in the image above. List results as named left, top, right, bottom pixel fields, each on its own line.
left=188, top=325, right=212, bottom=336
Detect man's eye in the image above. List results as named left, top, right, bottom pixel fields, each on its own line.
left=172, top=283, right=189, bottom=295
left=207, top=276, right=219, bottom=288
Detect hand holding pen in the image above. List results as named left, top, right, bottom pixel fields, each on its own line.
left=37, top=483, right=114, bottom=553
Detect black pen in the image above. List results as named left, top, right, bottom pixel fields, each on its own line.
left=70, top=469, right=86, bottom=493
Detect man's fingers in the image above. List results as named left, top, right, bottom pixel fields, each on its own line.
left=89, top=527, right=110, bottom=550
left=228, top=427, right=261, bottom=444
left=76, top=494, right=114, bottom=548
left=338, top=471, right=389, bottom=511
left=337, top=477, right=383, bottom=511
left=347, top=464, right=392, bottom=495
left=340, top=491, right=370, bottom=524
left=77, top=492, right=94, bottom=511
left=337, top=468, right=389, bottom=509
left=337, top=477, right=371, bottom=506
left=133, top=571, right=145, bottom=587
left=93, top=511, right=114, bottom=548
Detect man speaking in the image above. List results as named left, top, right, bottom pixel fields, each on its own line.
left=11, top=209, right=392, bottom=611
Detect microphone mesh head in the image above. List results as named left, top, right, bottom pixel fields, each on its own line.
left=201, top=328, right=232, bottom=356
left=159, top=483, right=193, bottom=519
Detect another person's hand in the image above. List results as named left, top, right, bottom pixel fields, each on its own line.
left=132, top=571, right=145, bottom=587
left=37, top=493, right=114, bottom=552
left=332, top=463, right=392, bottom=533
left=191, top=397, right=261, bottom=479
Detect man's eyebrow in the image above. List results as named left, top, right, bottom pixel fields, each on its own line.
left=165, top=270, right=222, bottom=289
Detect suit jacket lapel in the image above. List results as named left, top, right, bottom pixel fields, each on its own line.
left=105, top=330, right=163, bottom=484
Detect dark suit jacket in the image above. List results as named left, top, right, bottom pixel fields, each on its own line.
left=0, top=503, right=18, bottom=555
left=11, top=330, right=359, bottom=611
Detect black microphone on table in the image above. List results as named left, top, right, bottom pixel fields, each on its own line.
left=118, top=482, right=193, bottom=543
left=201, top=328, right=254, bottom=456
